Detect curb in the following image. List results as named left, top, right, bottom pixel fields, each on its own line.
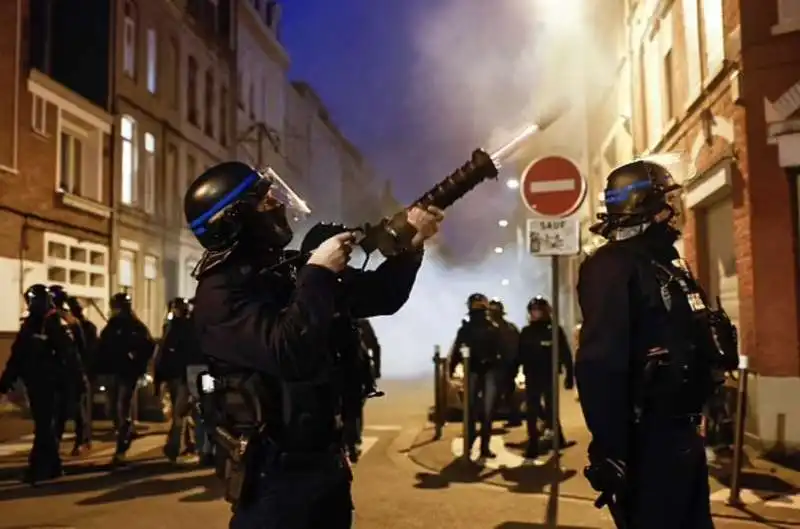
left=403, top=422, right=800, bottom=526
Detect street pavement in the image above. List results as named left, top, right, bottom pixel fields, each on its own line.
left=0, top=378, right=797, bottom=528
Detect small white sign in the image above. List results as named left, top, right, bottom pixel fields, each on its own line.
left=526, top=217, right=581, bottom=256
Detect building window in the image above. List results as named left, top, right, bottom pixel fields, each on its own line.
left=644, top=37, right=662, bottom=147
left=31, top=94, right=47, bottom=135
left=119, top=248, right=136, bottom=294
left=701, top=0, right=725, bottom=77
left=205, top=70, right=215, bottom=137
left=121, top=115, right=137, bottom=205
left=220, top=86, right=228, bottom=147
left=168, top=38, right=179, bottom=109
left=660, top=9, right=675, bottom=123
left=123, top=0, right=137, bottom=78
left=682, top=0, right=702, bottom=104
left=59, top=130, right=83, bottom=195
left=146, top=28, right=157, bottom=94
left=44, top=232, right=108, bottom=328
left=188, top=55, right=198, bottom=126
left=144, top=132, right=156, bottom=214
left=167, top=143, right=178, bottom=223
left=143, top=255, right=158, bottom=333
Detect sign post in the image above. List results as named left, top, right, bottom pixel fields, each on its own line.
left=519, top=156, right=586, bottom=468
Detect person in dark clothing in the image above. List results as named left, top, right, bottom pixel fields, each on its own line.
left=449, top=293, right=504, bottom=459
left=488, top=299, right=522, bottom=427
left=96, top=292, right=155, bottom=467
left=49, top=286, right=93, bottom=455
left=357, top=319, right=381, bottom=380
left=517, top=296, right=574, bottom=459
left=154, top=297, right=202, bottom=461
left=185, top=162, right=443, bottom=529
left=577, top=159, right=737, bottom=528
left=0, top=285, right=84, bottom=484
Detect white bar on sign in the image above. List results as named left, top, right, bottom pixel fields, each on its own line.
left=528, top=179, right=577, bottom=193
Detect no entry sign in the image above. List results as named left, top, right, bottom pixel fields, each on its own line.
left=520, top=156, right=586, bottom=217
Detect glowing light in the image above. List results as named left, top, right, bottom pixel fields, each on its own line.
left=501, top=279, right=510, bottom=286
left=494, top=247, right=504, bottom=254
left=498, top=219, right=509, bottom=227
left=506, top=178, right=520, bottom=190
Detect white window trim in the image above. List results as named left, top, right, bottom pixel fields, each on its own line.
left=119, top=238, right=140, bottom=251
left=28, top=74, right=112, bottom=133
left=58, top=125, right=84, bottom=195
left=701, top=0, right=725, bottom=78
left=31, top=94, right=47, bottom=136
left=44, top=232, right=108, bottom=300
left=118, top=249, right=136, bottom=288
left=773, top=0, right=800, bottom=35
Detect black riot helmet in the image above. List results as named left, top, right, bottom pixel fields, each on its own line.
left=488, top=298, right=505, bottom=315
left=167, top=297, right=189, bottom=318
left=592, top=159, right=683, bottom=238
left=527, top=296, right=550, bottom=312
left=467, top=293, right=488, bottom=311
left=110, top=292, right=132, bottom=314
left=66, top=296, right=84, bottom=318
left=48, top=284, right=69, bottom=311
left=184, top=161, right=311, bottom=252
left=24, top=284, right=54, bottom=316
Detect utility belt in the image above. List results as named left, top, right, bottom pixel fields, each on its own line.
left=195, top=368, right=344, bottom=509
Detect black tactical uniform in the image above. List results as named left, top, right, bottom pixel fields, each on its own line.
left=518, top=296, right=574, bottom=458
left=154, top=297, right=201, bottom=460
left=577, top=160, right=738, bottom=528
left=0, top=285, right=82, bottom=483
left=185, top=162, right=428, bottom=529
left=66, top=295, right=99, bottom=453
left=96, top=292, right=155, bottom=465
left=49, top=285, right=92, bottom=455
left=357, top=319, right=381, bottom=380
left=488, top=299, right=522, bottom=426
left=449, top=293, right=503, bottom=459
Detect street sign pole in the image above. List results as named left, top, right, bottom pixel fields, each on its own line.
left=551, top=255, right=561, bottom=470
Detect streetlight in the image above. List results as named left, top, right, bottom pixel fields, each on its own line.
left=501, top=279, right=510, bottom=286
left=498, top=219, right=509, bottom=227
left=506, top=178, right=520, bottom=190
left=494, top=246, right=504, bottom=254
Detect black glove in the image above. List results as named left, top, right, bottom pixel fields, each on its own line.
left=584, top=457, right=627, bottom=496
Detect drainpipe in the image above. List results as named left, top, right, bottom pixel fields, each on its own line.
left=108, top=0, right=119, bottom=304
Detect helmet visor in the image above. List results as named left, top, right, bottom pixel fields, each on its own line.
left=251, top=167, right=311, bottom=220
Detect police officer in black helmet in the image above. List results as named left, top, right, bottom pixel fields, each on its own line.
left=185, top=162, right=443, bottom=529
left=577, top=159, right=738, bottom=528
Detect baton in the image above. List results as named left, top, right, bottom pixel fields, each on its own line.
left=595, top=492, right=627, bottom=529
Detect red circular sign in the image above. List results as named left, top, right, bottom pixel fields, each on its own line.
left=520, top=156, right=586, bottom=217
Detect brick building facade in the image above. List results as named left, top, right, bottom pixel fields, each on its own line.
left=583, top=0, right=800, bottom=451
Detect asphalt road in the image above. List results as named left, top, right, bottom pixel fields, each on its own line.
left=0, top=379, right=794, bottom=529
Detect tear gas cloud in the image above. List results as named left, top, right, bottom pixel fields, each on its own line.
left=370, top=0, right=621, bottom=378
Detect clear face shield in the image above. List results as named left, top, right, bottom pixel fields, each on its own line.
left=250, top=167, right=311, bottom=221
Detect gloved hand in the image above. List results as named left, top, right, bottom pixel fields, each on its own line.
left=584, top=457, right=627, bottom=496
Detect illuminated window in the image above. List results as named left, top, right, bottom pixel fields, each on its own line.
left=701, top=0, right=725, bottom=76
left=123, top=0, right=137, bottom=78
left=59, top=130, right=83, bottom=195
left=121, top=115, right=137, bottom=205
left=144, top=132, right=156, bottom=214
left=146, top=28, right=157, bottom=94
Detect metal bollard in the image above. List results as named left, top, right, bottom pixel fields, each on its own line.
left=728, top=355, right=750, bottom=506
left=461, top=345, right=471, bottom=462
left=433, top=345, right=443, bottom=440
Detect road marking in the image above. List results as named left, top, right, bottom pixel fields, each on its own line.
left=0, top=433, right=75, bottom=457
left=710, top=487, right=762, bottom=505
left=451, top=435, right=542, bottom=469
left=364, top=425, right=402, bottom=431
left=764, top=493, right=800, bottom=510
left=529, top=180, right=577, bottom=193
left=360, top=436, right=378, bottom=457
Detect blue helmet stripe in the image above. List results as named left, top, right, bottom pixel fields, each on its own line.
left=604, top=180, right=651, bottom=205
left=189, top=172, right=260, bottom=233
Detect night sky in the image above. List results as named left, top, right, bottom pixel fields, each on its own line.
left=280, top=1, right=545, bottom=261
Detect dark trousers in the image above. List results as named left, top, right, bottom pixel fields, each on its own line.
left=55, top=378, right=92, bottom=449
left=525, top=380, right=565, bottom=451
left=501, top=364, right=522, bottom=424
left=627, top=419, right=714, bottom=528
left=26, top=385, right=62, bottom=477
left=165, top=379, right=192, bottom=459
left=466, top=368, right=499, bottom=452
left=109, top=376, right=137, bottom=455
left=229, top=455, right=353, bottom=529
left=343, top=400, right=364, bottom=450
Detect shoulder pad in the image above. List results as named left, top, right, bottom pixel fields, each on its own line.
left=581, top=236, right=608, bottom=259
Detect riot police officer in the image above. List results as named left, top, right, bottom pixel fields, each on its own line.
left=96, top=292, right=155, bottom=466
left=487, top=298, right=522, bottom=427
left=154, top=297, right=201, bottom=461
left=577, top=159, right=738, bottom=528
left=49, top=285, right=92, bottom=455
left=517, top=296, right=574, bottom=459
left=0, top=285, right=82, bottom=483
left=448, top=293, right=503, bottom=459
left=184, top=161, right=443, bottom=528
